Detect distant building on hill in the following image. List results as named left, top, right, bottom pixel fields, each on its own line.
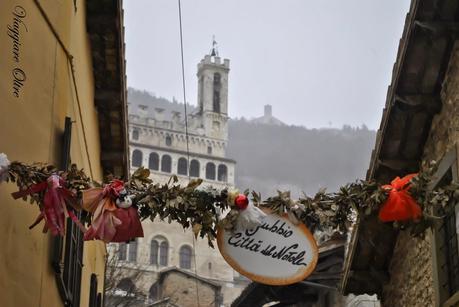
left=250, top=104, right=285, bottom=126
left=111, top=47, right=247, bottom=306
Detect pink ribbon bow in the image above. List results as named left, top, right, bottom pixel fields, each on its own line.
left=12, top=174, right=82, bottom=236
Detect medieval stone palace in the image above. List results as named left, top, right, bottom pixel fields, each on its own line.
left=109, top=49, right=247, bottom=306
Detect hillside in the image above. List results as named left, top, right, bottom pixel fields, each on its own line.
left=228, top=119, right=375, bottom=198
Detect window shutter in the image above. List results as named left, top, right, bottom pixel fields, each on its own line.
left=51, top=117, right=85, bottom=306
left=89, top=274, right=98, bottom=307
left=52, top=117, right=73, bottom=304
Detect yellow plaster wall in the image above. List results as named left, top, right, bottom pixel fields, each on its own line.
left=0, top=0, right=107, bottom=306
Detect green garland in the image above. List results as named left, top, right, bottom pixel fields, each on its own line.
left=5, top=160, right=459, bottom=246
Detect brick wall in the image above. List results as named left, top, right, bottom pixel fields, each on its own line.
left=382, top=43, right=459, bottom=307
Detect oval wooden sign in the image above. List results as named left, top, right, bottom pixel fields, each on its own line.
left=217, top=209, right=318, bottom=285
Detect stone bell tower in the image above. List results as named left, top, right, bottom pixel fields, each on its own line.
left=197, top=39, right=230, bottom=140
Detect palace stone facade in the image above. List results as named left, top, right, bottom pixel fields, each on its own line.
left=110, top=52, right=248, bottom=307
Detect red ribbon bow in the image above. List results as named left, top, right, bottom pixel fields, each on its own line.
left=12, top=174, right=82, bottom=236
left=82, top=180, right=143, bottom=243
left=378, top=173, right=422, bottom=222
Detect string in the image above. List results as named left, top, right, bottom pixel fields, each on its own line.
left=177, top=1, right=200, bottom=306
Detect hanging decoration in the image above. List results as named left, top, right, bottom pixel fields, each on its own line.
left=378, top=174, right=422, bottom=222
left=0, top=153, right=10, bottom=183
left=82, top=179, right=143, bottom=242
left=217, top=208, right=318, bottom=286
left=2, top=153, right=459, bottom=245
left=230, top=192, right=267, bottom=230
left=11, top=174, right=80, bottom=236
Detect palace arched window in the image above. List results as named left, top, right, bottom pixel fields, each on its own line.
left=177, top=157, right=188, bottom=175
left=132, top=129, right=139, bottom=141
left=206, top=162, right=216, bottom=180
left=218, top=164, right=227, bottom=182
left=132, top=150, right=142, bottom=167
left=118, top=243, right=127, bottom=261
left=150, top=236, right=168, bottom=266
left=161, top=155, right=172, bottom=173
left=116, top=241, right=137, bottom=263
left=165, top=135, right=172, bottom=146
left=190, top=160, right=200, bottom=177
left=128, top=240, right=138, bottom=263
left=159, top=241, right=169, bottom=266
left=179, top=245, right=192, bottom=269
left=150, top=240, right=159, bottom=265
left=149, top=152, right=159, bottom=171
left=213, top=73, right=221, bottom=113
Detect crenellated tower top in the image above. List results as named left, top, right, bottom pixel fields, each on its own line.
left=196, top=37, right=230, bottom=140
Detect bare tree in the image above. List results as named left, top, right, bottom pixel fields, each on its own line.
left=104, top=244, right=147, bottom=307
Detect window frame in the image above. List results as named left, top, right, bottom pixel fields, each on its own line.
left=177, top=157, right=188, bottom=175
left=149, top=152, right=159, bottom=171
left=150, top=239, right=159, bottom=265
left=217, top=164, right=227, bottom=182
left=206, top=162, right=216, bottom=180
left=190, top=159, right=200, bottom=177
left=52, top=117, right=85, bottom=306
left=118, top=243, right=127, bottom=261
left=132, top=149, right=143, bottom=167
left=128, top=240, right=138, bottom=263
left=161, top=155, right=172, bottom=173
left=213, top=73, right=221, bottom=113
left=159, top=241, right=169, bottom=266
left=430, top=146, right=459, bottom=307
left=165, top=135, right=172, bottom=146
left=179, top=245, right=193, bottom=269
left=132, top=129, right=139, bottom=141
left=151, top=236, right=169, bottom=267
left=63, top=213, right=85, bottom=306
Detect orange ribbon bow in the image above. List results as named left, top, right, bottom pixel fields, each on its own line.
left=378, top=173, right=422, bottom=222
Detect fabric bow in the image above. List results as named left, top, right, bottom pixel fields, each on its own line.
left=82, top=180, right=143, bottom=242
left=231, top=193, right=266, bottom=230
left=0, top=153, right=10, bottom=183
left=378, top=173, right=422, bottom=222
left=12, top=174, right=81, bottom=236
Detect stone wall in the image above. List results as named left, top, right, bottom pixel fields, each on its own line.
left=161, top=271, right=219, bottom=307
left=382, top=232, right=435, bottom=306
left=424, top=42, right=459, bottom=163
left=382, top=43, right=459, bottom=307
left=128, top=118, right=229, bottom=158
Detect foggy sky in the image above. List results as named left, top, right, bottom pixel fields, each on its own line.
left=124, top=0, right=410, bottom=129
